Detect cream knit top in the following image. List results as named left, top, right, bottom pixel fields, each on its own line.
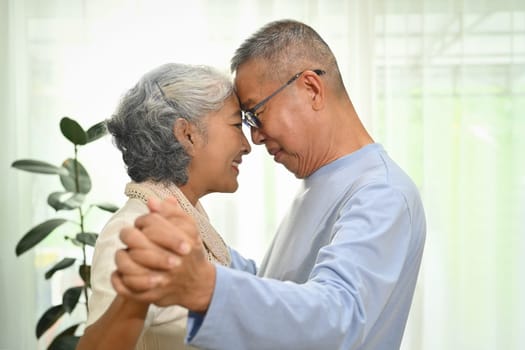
left=125, top=181, right=231, bottom=266
left=87, top=181, right=230, bottom=349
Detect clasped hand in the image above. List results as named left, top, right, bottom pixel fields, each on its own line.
left=111, top=197, right=216, bottom=313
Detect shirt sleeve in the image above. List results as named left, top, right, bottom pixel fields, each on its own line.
left=228, top=247, right=258, bottom=274
left=186, top=183, right=416, bottom=350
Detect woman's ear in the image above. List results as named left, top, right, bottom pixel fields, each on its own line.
left=173, top=118, right=198, bottom=155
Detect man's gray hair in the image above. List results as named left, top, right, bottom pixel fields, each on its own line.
left=230, top=19, right=344, bottom=91
left=106, top=63, right=233, bottom=186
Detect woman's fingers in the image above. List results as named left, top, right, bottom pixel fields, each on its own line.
left=111, top=270, right=179, bottom=306
left=128, top=245, right=182, bottom=269
left=146, top=196, right=161, bottom=213
left=111, top=271, right=157, bottom=300
left=120, top=226, right=156, bottom=250
left=134, top=210, right=195, bottom=256
left=115, top=248, right=152, bottom=275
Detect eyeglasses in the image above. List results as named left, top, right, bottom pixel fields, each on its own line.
left=240, top=69, right=326, bottom=128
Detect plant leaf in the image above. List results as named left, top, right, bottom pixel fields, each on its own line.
left=15, top=219, right=68, bottom=256
left=45, top=257, right=76, bottom=279
left=93, top=202, right=119, bottom=213
left=47, top=324, right=80, bottom=350
left=48, top=192, right=86, bottom=211
left=76, top=232, right=98, bottom=247
left=47, top=192, right=64, bottom=211
left=60, top=159, right=91, bottom=193
left=36, top=304, right=65, bottom=338
left=86, top=120, right=107, bottom=143
left=11, top=159, right=68, bottom=176
left=60, top=117, right=87, bottom=145
left=65, top=235, right=83, bottom=247
left=62, top=287, right=83, bottom=313
left=78, top=265, right=91, bottom=287
left=48, top=335, right=80, bottom=350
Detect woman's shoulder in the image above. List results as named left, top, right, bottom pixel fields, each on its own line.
left=96, top=198, right=148, bottom=243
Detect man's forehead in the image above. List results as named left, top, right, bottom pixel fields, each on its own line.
left=234, top=73, right=264, bottom=108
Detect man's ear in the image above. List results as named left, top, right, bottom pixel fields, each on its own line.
left=303, top=71, right=325, bottom=111
left=173, top=118, right=198, bottom=155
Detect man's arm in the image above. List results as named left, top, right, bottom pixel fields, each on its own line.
left=113, top=186, right=422, bottom=349
left=229, top=247, right=258, bottom=274
left=184, top=184, right=420, bottom=349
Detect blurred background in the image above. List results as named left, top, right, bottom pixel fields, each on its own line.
left=1, top=0, right=523, bottom=349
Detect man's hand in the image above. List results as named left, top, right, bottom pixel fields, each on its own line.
left=111, top=196, right=216, bottom=313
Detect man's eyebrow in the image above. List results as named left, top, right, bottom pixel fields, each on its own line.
left=239, top=99, right=256, bottom=110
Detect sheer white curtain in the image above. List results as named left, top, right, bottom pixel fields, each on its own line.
left=1, top=0, right=523, bottom=349
left=372, top=1, right=525, bottom=349
left=1, top=1, right=39, bottom=349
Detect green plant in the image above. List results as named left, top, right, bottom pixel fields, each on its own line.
left=11, top=117, right=118, bottom=349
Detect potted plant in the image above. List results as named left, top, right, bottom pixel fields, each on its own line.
left=11, top=116, right=118, bottom=349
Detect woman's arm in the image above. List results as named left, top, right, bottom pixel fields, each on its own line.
left=76, top=295, right=149, bottom=350
left=77, top=201, right=152, bottom=349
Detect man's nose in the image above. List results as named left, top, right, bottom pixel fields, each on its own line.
left=250, top=127, right=265, bottom=145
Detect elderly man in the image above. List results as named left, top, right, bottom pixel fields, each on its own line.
left=113, top=19, right=426, bottom=350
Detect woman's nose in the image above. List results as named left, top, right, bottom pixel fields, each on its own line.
left=241, top=132, right=252, bottom=154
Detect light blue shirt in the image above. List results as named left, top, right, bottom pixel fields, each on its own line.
left=187, top=143, right=426, bottom=350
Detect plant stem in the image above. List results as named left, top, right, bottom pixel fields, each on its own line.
left=74, top=145, right=90, bottom=315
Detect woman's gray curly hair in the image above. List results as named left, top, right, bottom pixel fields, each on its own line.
left=106, top=63, right=234, bottom=186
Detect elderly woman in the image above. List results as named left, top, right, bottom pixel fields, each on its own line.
left=77, top=63, right=251, bottom=349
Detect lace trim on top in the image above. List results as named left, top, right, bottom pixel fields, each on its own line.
left=124, top=181, right=230, bottom=266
